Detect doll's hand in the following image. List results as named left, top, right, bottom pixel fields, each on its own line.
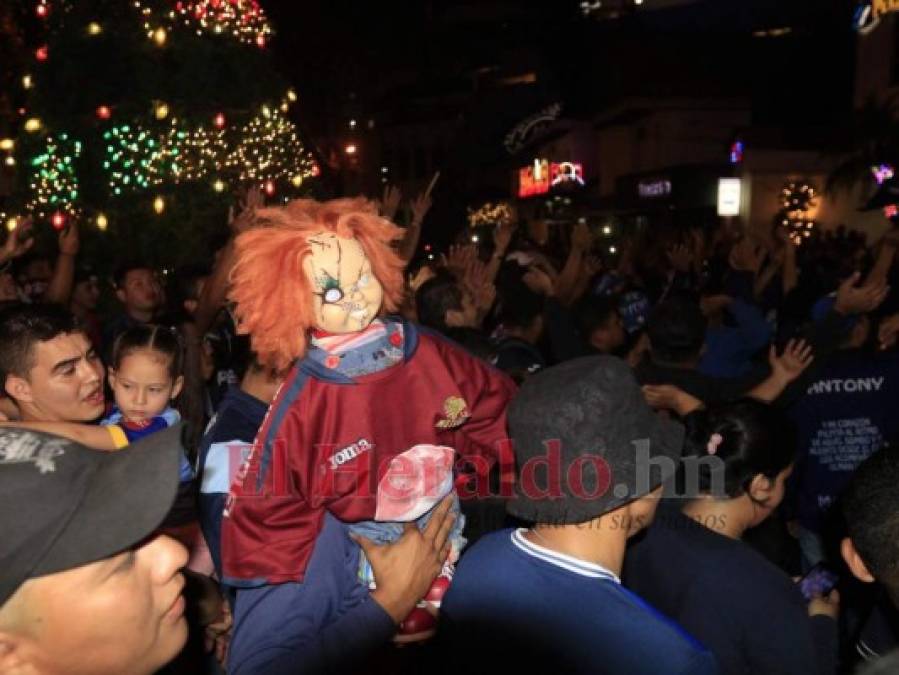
left=379, top=185, right=402, bottom=222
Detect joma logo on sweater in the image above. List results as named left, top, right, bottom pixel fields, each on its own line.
left=806, top=377, right=884, bottom=395
left=329, top=438, right=373, bottom=469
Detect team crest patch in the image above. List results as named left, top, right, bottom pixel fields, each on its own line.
left=436, top=396, right=470, bottom=429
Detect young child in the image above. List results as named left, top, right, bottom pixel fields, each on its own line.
left=3, top=324, right=190, bottom=477
left=3, top=324, right=210, bottom=572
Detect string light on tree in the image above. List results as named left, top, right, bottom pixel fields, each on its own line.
left=778, top=180, right=819, bottom=245
left=96, top=105, right=112, bottom=120
left=264, top=180, right=275, bottom=196
left=136, top=0, right=273, bottom=48
left=213, top=178, right=226, bottom=192
left=87, top=21, right=103, bottom=35
left=35, top=45, right=49, bottom=62
left=153, top=195, right=166, bottom=214
left=27, top=133, right=82, bottom=219
left=467, top=202, right=512, bottom=228
left=22, top=75, right=33, bottom=90
left=5, top=217, right=18, bottom=232
left=153, top=27, right=167, bottom=46
left=0, top=139, right=14, bottom=151
left=96, top=213, right=109, bottom=231
left=154, top=102, right=170, bottom=120
left=36, top=2, right=49, bottom=18
left=51, top=212, right=66, bottom=230
left=223, top=107, right=315, bottom=183
left=213, top=112, right=226, bottom=129
left=24, top=118, right=42, bottom=133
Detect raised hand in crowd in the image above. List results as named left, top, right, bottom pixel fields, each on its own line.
left=441, top=243, right=477, bottom=280
left=747, top=338, right=814, bottom=403
left=879, top=313, right=899, bottom=351
left=0, top=216, right=34, bottom=265
left=228, top=185, right=264, bottom=235
left=666, top=243, right=694, bottom=274
left=398, top=186, right=434, bottom=261
left=642, top=383, right=703, bottom=417
left=44, top=219, right=80, bottom=305
left=728, top=236, right=765, bottom=275
left=834, top=271, right=890, bottom=316
left=378, top=184, right=402, bottom=222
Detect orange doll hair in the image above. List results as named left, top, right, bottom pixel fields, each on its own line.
left=228, top=197, right=407, bottom=370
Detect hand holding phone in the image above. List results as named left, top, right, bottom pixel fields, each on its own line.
left=798, top=563, right=839, bottom=602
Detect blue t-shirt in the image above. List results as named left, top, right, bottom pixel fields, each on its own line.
left=440, top=528, right=718, bottom=675
left=788, top=350, right=899, bottom=532
left=101, top=406, right=193, bottom=482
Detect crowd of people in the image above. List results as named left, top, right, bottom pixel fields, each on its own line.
left=0, top=182, right=898, bottom=675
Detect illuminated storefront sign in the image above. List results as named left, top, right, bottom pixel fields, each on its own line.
left=637, top=179, right=672, bottom=198
left=518, top=159, right=584, bottom=198
left=717, top=178, right=742, bottom=216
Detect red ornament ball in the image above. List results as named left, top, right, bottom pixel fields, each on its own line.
left=96, top=105, right=112, bottom=120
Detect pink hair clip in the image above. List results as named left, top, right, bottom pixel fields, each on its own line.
left=707, top=433, right=723, bottom=455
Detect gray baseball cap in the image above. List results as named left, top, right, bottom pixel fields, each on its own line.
left=506, top=356, right=684, bottom=525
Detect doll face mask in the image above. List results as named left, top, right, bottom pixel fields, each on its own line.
left=303, top=232, right=384, bottom=333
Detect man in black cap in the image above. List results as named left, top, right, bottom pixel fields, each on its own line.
left=0, top=425, right=189, bottom=674
left=439, top=355, right=718, bottom=674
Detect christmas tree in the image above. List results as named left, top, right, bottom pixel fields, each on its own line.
left=0, top=0, right=319, bottom=268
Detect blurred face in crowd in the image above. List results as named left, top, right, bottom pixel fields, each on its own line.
left=5, top=331, right=105, bottom=422
left=589, top=312, right=626, bottom=354
left=109, top=349, right=183, bottom=425
left=21, top=259, right=52, bottom=302
left=0, top=270, right=18, bottom=302
left=117, top=269, right=162, bottom=316
left=71, top=277, right=101, bottom=312
left=0, top=535, right=189, bottom=675
left=304, top=233, right=383, bottom=333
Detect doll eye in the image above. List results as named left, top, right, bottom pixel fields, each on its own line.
left=323, top=287, right=344, bottom=304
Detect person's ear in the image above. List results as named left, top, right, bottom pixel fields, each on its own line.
left=4, top=375, right=33, bottom=404
left=747, top=474, right=774, bottom=503
left=841, top=537, right=876, bottom=583
left=170, top=375, right=184, bottom=400
left=115, top=287, right=127, bottom=305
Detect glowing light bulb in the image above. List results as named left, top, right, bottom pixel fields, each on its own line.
left=286, top=89, right=297, bottom=102
left=264, top=180, right=276, bottom=196
left=96, top=213, right=108, bottom=231
left=0, top=139, right=14, bottom=151
left=35, top=45, right=49, bottom=61
left=153, top=27, right=167, bottom=46
left=4, top=157, right=14, bottom=167
left=36, top=3, right=49, bottom=18
left=213, top=179, right=225, bottom=193
left=96, top=105, right=112, bottom=120
left=153, top=196, right=165, bottom=214
left=87, top=22, right=102, bottom=35
left=51, top=212, right=66, bottom=230
left=154, top=102, right=169, bottom=120
left=291, top=174, right=303, bottom=187
left=6, top=218, right=17, bottom=232
left=22, top=75, right=33, bottom=90
left=213, top=112, right=226, bottom=128
left=344, top=144, right=357, bottom=155
left=24, top=118, right=42, bottom=133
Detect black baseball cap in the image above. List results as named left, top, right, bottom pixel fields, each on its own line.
left=0, top=424, right=184, bottom=606
left=506, top=356, right=684, bottom=525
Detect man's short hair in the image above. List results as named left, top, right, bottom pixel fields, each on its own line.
left=647, top=294, right=707, bottom=364
left=113, top=261, right=153, bottom=290
left=416, top=271, right=464, bottom=334
left=574, top=295, right=619, bottom=338
left=0, top=303, right=81, bottom=383
left=843, top=445, right=899, bottom=586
